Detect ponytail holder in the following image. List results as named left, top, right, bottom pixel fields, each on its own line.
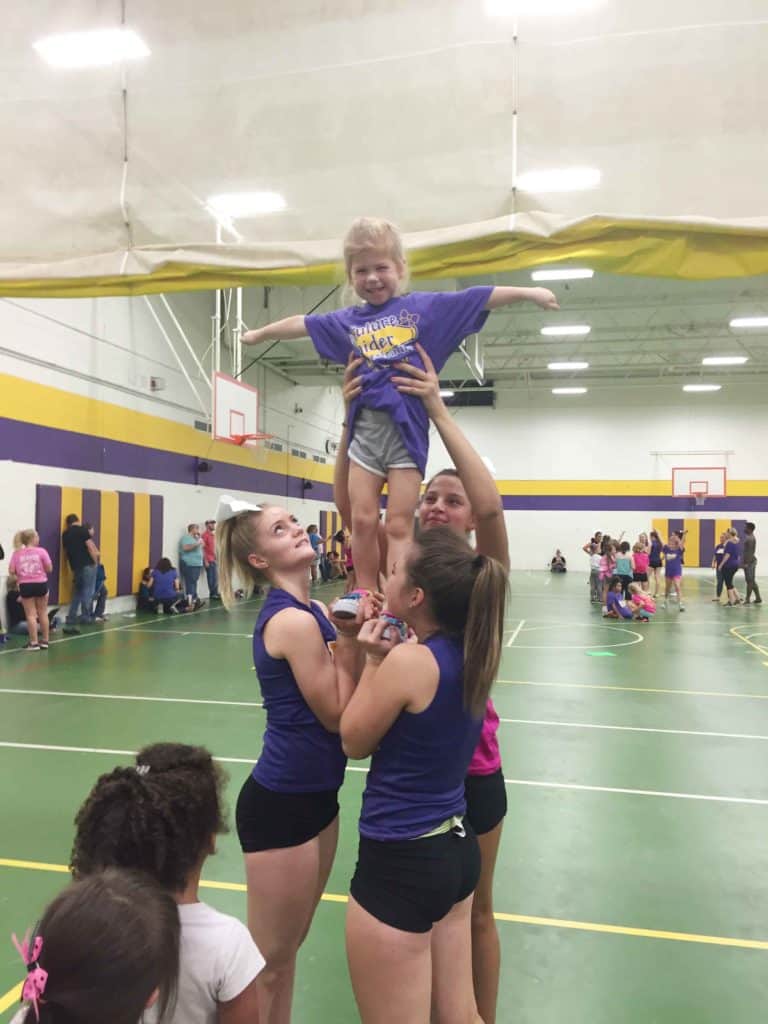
left=215, top=494, right=263, bottom=523
left=473, top=553, right=485, bottom=570
left=12, top=930, right=47, bottom=1022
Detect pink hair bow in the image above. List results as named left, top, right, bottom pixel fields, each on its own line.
left=12, top=930, right=48, bottom=1021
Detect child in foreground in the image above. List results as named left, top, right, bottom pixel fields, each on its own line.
left=9, top=869, right=179, bottom=1024
left=70, top=742, right=264, bottom=1024
left=243, top=216, right=557, bottom=617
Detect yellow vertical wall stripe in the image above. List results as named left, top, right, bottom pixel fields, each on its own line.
left=652, top=518, right=668, bottom=544
left=715, top=519, right=731, bottom=546
left=683, top=518, right=700, bottom=568
left=58, top=487, right=82, bottom=604
left=100, top=492, right=119, bottom=595
left=132, top=493, right=151, bottom=594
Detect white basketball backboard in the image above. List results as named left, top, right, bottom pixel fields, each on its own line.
left=213, top=372, right=259, bottom=442
left=672, top=466, right=727, bottom=498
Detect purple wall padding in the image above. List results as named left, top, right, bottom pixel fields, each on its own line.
left=35, top=485, right=62, bottom=604
left=117, top=492, right=135, bottom=597
left=699, top=519, right=715, bottom=566
left=149, top=495, right=163, bottom=568
left=81, top=489, right=101, bottom=545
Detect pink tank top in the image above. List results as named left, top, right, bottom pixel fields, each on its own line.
left=467, top=699, right=501, bottom=776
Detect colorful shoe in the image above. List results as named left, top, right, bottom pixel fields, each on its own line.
left=332, top=589, right=369, bottom=619
left=380, top=612, right=408, bottom=641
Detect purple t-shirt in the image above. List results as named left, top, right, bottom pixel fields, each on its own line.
left=306, top=288, right=492, bottom=475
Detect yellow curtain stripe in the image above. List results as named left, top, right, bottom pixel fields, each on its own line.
left=58, top=487, right=82, bottom=604
left=100, top=491, right=120, bottom=594
left=683, top=518, right=700, bottom=568
left=132, top=494, right=151, bottom=594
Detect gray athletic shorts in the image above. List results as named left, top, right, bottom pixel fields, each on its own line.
left=348, top=408, right=418, bottom=478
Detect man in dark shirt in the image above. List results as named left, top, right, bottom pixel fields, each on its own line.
left=743, top=522, right=762, bottom=604
left=62, top=513, right=100, bottom=634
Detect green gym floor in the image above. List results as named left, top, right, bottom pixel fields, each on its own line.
left=1, top=572, right=767, bottom=1022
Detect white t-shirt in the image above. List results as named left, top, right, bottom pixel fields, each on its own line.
left=145, top=902, right=265, bottom=1024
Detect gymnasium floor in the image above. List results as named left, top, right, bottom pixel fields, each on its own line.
left=1, top=571, right=767, bottom=1022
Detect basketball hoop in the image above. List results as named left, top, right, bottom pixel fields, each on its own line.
left=692, top=491, right=706, bottom=507
left=230, top=432, right=273, bottom=447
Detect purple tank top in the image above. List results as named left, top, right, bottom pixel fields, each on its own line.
left=251, top=588, right=346, bottom=793
left=358, top=632, right=484, bottom=841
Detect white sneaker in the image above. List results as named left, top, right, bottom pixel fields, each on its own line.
left=332, top=590, right=368, bottom=619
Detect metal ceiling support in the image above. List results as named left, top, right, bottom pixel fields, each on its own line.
left=143, top=296, right=209, bottom=415
left=158, top=294, right=211, bottom=387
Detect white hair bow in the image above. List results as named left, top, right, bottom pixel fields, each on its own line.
left=215, top=494, right=263, bottom=523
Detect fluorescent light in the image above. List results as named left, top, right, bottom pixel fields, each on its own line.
left=541, top=325, right=591, bottom=337
left=439, top=389, right=455, bottom=398
left=548, top=361, right=589, bottom=370
left=487, top=0, right=599, bottom=14
left=33, top=29, right=150, bottom=68
left=730, top=316, right=768, bottom=328
left=206, top=192, right=287, bottom=219
left=683, top=384, right=722, bottom=393
left=701, top=356, right=748, bottom=366
left=552, top=387, right=587, bottom=395
left=516, top=167, right=601, bottom=193
left=532, top=268, right=594, bottom=282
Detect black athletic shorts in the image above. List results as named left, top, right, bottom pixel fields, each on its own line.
left=464, top=769, right=508, bottom=836
left=649, top=559, right=662, bottom=569
left=722, top=565, right=738, bottom=589
left=350, top=823, right=480, bottom=934
left=633, top=572, right=648, bottom=583
left=19, top=582, right=48, bottom=599
left=236, top=774, right=339, bottom=852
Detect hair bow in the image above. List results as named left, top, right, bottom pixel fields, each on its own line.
left=215, top=494, right=263, bottom=523
left=12, top=930, right=48, bottom=1021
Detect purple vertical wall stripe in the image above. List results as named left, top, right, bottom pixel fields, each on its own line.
left=35, top=485, right=62, bottom=604
left=699, top=519, right=715, bottom=566
left=149, top=495, right=163, bottom=568
left=732, top=519, right=747, bottom=542
left=81, top=489, right=101, bottom=545
left=117, top=492, right=135, bottom=597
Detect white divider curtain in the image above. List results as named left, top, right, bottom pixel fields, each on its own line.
left=2, top=0, right=767, bottom=294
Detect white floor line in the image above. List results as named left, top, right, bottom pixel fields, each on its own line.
left=126, top=629, right=253, bottom=638
left=0, top=600, right=258, bottom=656
left=497, top=679, right=768, bottom=700
left=506, top=619, right=526, bottom=647
left=0, top=741, right=765, bottom=804
left=0, top=688, right=263, bottom=709
left=498, top=717, right=768, bottom=742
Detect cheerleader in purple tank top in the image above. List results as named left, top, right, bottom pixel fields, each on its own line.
left=341, top=529, right=509, bottom=1023
left=215, top=495, right=377, bottom=1024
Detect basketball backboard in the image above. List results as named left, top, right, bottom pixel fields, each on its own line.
left=672, top=466, right=727, bottom=500
left=213, top=373, right=259, bottom=443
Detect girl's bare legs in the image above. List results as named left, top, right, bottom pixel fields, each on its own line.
left=346, top=896, right=432, bottom=1024
left=383, top=469, right=423, bottom=583
left=468, top=823, right=504, bottom=1024
left=349, top=463, right=385, bottom=592
left=431, top=894, right=483, bottom=1024
left=20, top=596, right=39, bottom=645
left=35, top=595, right=49, bottom=644
left=244, top=816, right=339, bottom=1024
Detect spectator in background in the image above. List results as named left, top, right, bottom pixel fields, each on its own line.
left=180, top=524, right=205, bottom=610
left=550, top=549, right=567, bottom=573
left=743, top=522, right=762, bottom=605
left=85, top=523, right=109, bottom=622
left=718, top=527, right=742, bottom=608
left=0, top=540, right=5, bottom=644
left=307, top=524, right=324, bottom=583
left=62, top=512, right=100, bottom=635
left=150, top=557, right=188, bottom=614
left=136, top=567, right=158, bottom=614
left=202, top=519, right=221, bottom=600
left=8, top=529, right=53, bottom=650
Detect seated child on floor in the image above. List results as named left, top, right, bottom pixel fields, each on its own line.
left=628, top=582, right=656, bottom=620
left=603, top=576, right=633, bottom=619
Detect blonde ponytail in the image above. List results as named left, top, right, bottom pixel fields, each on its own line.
left=216, top=511, right=267, bottom=609
left=464, top=555, right=509, bottom=717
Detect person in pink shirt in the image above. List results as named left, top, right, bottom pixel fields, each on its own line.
left=8, top=529, right=53, bottom=651
left=628, top=582, right=656, bottom=620
left=632, top=542, right=651, bottom=592
left=201, top=519, right=221, bottom=600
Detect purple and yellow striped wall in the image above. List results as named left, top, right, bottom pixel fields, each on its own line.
left=650, top=517, right=748, bottom=569
left=36, top=485, right=163, bottom=603
left=318, top=509, right=343, bottom=551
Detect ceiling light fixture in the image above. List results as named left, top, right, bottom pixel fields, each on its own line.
left=683, top=384, right=722, bottom=393
left=516, top=167, right=601, bottom=192
left=33, top=28, right=150, bottom=68
left=552, top=387, right=587, bottom=395
left=729, top=316, right=768, bottom=328
left=548, top=361, right=589, bottom=370
left=439, top=389, right=455, bottom=398
left=541, top=325, right=591, bottom=337
left=532, top=268, right=594, bottom=281
left=206, top=192, right=287, bottom=219
left=701, top=356, right=748, bottom=366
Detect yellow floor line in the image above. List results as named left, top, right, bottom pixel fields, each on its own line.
left=0, top=983, right=22, bottom=1014
left=497, top=679, right=768, bottom=700
left=2, top=858, right=767, bottom=952
left=729, top=626, right=768, bottom=663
